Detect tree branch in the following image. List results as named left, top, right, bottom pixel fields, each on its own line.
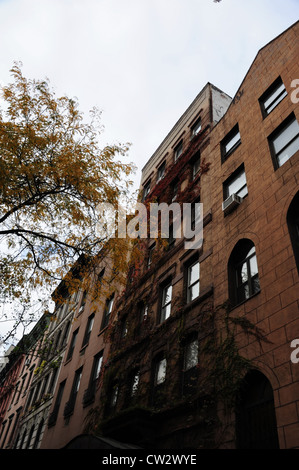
left=0, top=227, right=81, bottom=254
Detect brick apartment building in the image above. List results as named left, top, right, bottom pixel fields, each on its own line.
left=90, top=82, right=233, bottom=449
left=84, top=21, right=299, bottom=449
left=200, top=21, right=299, bottom=449
left=0, top=314, right=49, bottom=449
left=38, top=256, right=127, bottom=449
left=0, top=253, right=130, bottom=449
left=0, top=342, right=26, bottom=448
left=0, top=20, right=298, bottom=449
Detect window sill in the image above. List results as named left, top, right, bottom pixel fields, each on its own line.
left=184, top=285, right=213, bottom=313
left=64, top=357, right=73, bottom=366
left=98, top=326, right=108, bottom=337
left=229, top=289, right=261, bottom=311
left=79, top=344, right=88, bottom=356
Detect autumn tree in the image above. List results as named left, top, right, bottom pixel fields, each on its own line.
left=0, top=63, right=136, bottom=344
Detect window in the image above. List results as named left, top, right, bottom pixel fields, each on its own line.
left=53, top=329, right=62, bottom=354
left=64, top=367, right=82, bottom=417
left=71, top=367, right=83, bottom=404
left=129, top=370, right=140, bottom=398
left=184, top=338, right=198, bottom=370
left=191, top=117, right=202, bottom=138
left=187, top=261, right=200, bottom=303
left=259, top=77, right=287, bottom=117
left=92, top=352, right=103, bottom=384
left=48, top=368, right=58, bottom=395
left=191, top=198, right=201, bottom=231
left=182, top=336, right=198, bottom=396
left=110, top=383, right=119, bottom=409
left=40, top=373, right=50, bottom=399
left=159, top=283, right=172, bottom=323
left=174, top=141, right=183, bottom=162
left=223, top=164, right=248, bottom=200
left=72, top=289, right=80, bottom=305
left=147, top=243, right=155, bottom=269
left=82, top=313, right=95, bottom=347
left=151, top=354, right=167, bottom=407
left=19, top=429, right=27, bottom=449
left=32, top=418, right=44, bottom=449
left=157, top=161, right=166, bottom=182
left=26, top=424, right=35, bottom=449
left=154, top=357, right=167, bottom=386
left=2, top=416, right=13, bottom=449
left=98, top=268, right=105, bottom=283
left=168, top=223, right=175, bottom=247
left=66, top=328, right=79, bottom=361
left=101, top=294, right=114, bottom=330
left=83, top=351, right=103, bottom=405
left=171, top=180, right=178, bottom=202
left=140, top=302, right=148, bottom=322
left=136, top=302, right=148, bottom=336
left=61, top=320, right=71, bottom=348
left=287, top=191, right=299, bottom=274
left=48, top=380, right=66, bottom=427
left=268, top=114, right=299, bottom=168
left=221, top=124, right=241, bottom=162
left=9, top=410, right=21, bottom=448
left=78, top=290, right=87, bottom=315
left=32, top=380, right=42, bottom=406
left=120, top=317, right=128, bottom=338
left=142, top=180, right=151, bottom=201
left=228, top=239, right=260, bottom=307
left=192, top=152, right=201, bottom=179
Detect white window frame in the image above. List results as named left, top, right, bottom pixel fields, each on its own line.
left=224, top=165, right=248, bottom=200
left=160, top=283, right=172, bottom=323
left=187, top=261, right=200, bottom=303
left=221, top=125, right=241, bottom=161
left=259, top=77, right=287, bottom=117
left=269, top=114, right=299, bottom=168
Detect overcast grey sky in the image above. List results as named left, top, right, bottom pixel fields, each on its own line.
left=0, top=0, right=298, bottom=349
left=0, top=0, right=298, bottom=187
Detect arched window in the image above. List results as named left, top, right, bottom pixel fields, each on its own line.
left=228, top=239, right=260, bottom=307
left=236, top=370, right=279, bottom=449
left=287, top=191, right=299, bottom=274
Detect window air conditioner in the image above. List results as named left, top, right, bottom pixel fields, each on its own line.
left=222, top=193, right=243, bottom=215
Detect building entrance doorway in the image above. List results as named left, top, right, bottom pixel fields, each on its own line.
left=236, top=370, right=279, bottom=449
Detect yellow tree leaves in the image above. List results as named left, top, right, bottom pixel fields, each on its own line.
left=0, top=63, right=136, bottom=342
